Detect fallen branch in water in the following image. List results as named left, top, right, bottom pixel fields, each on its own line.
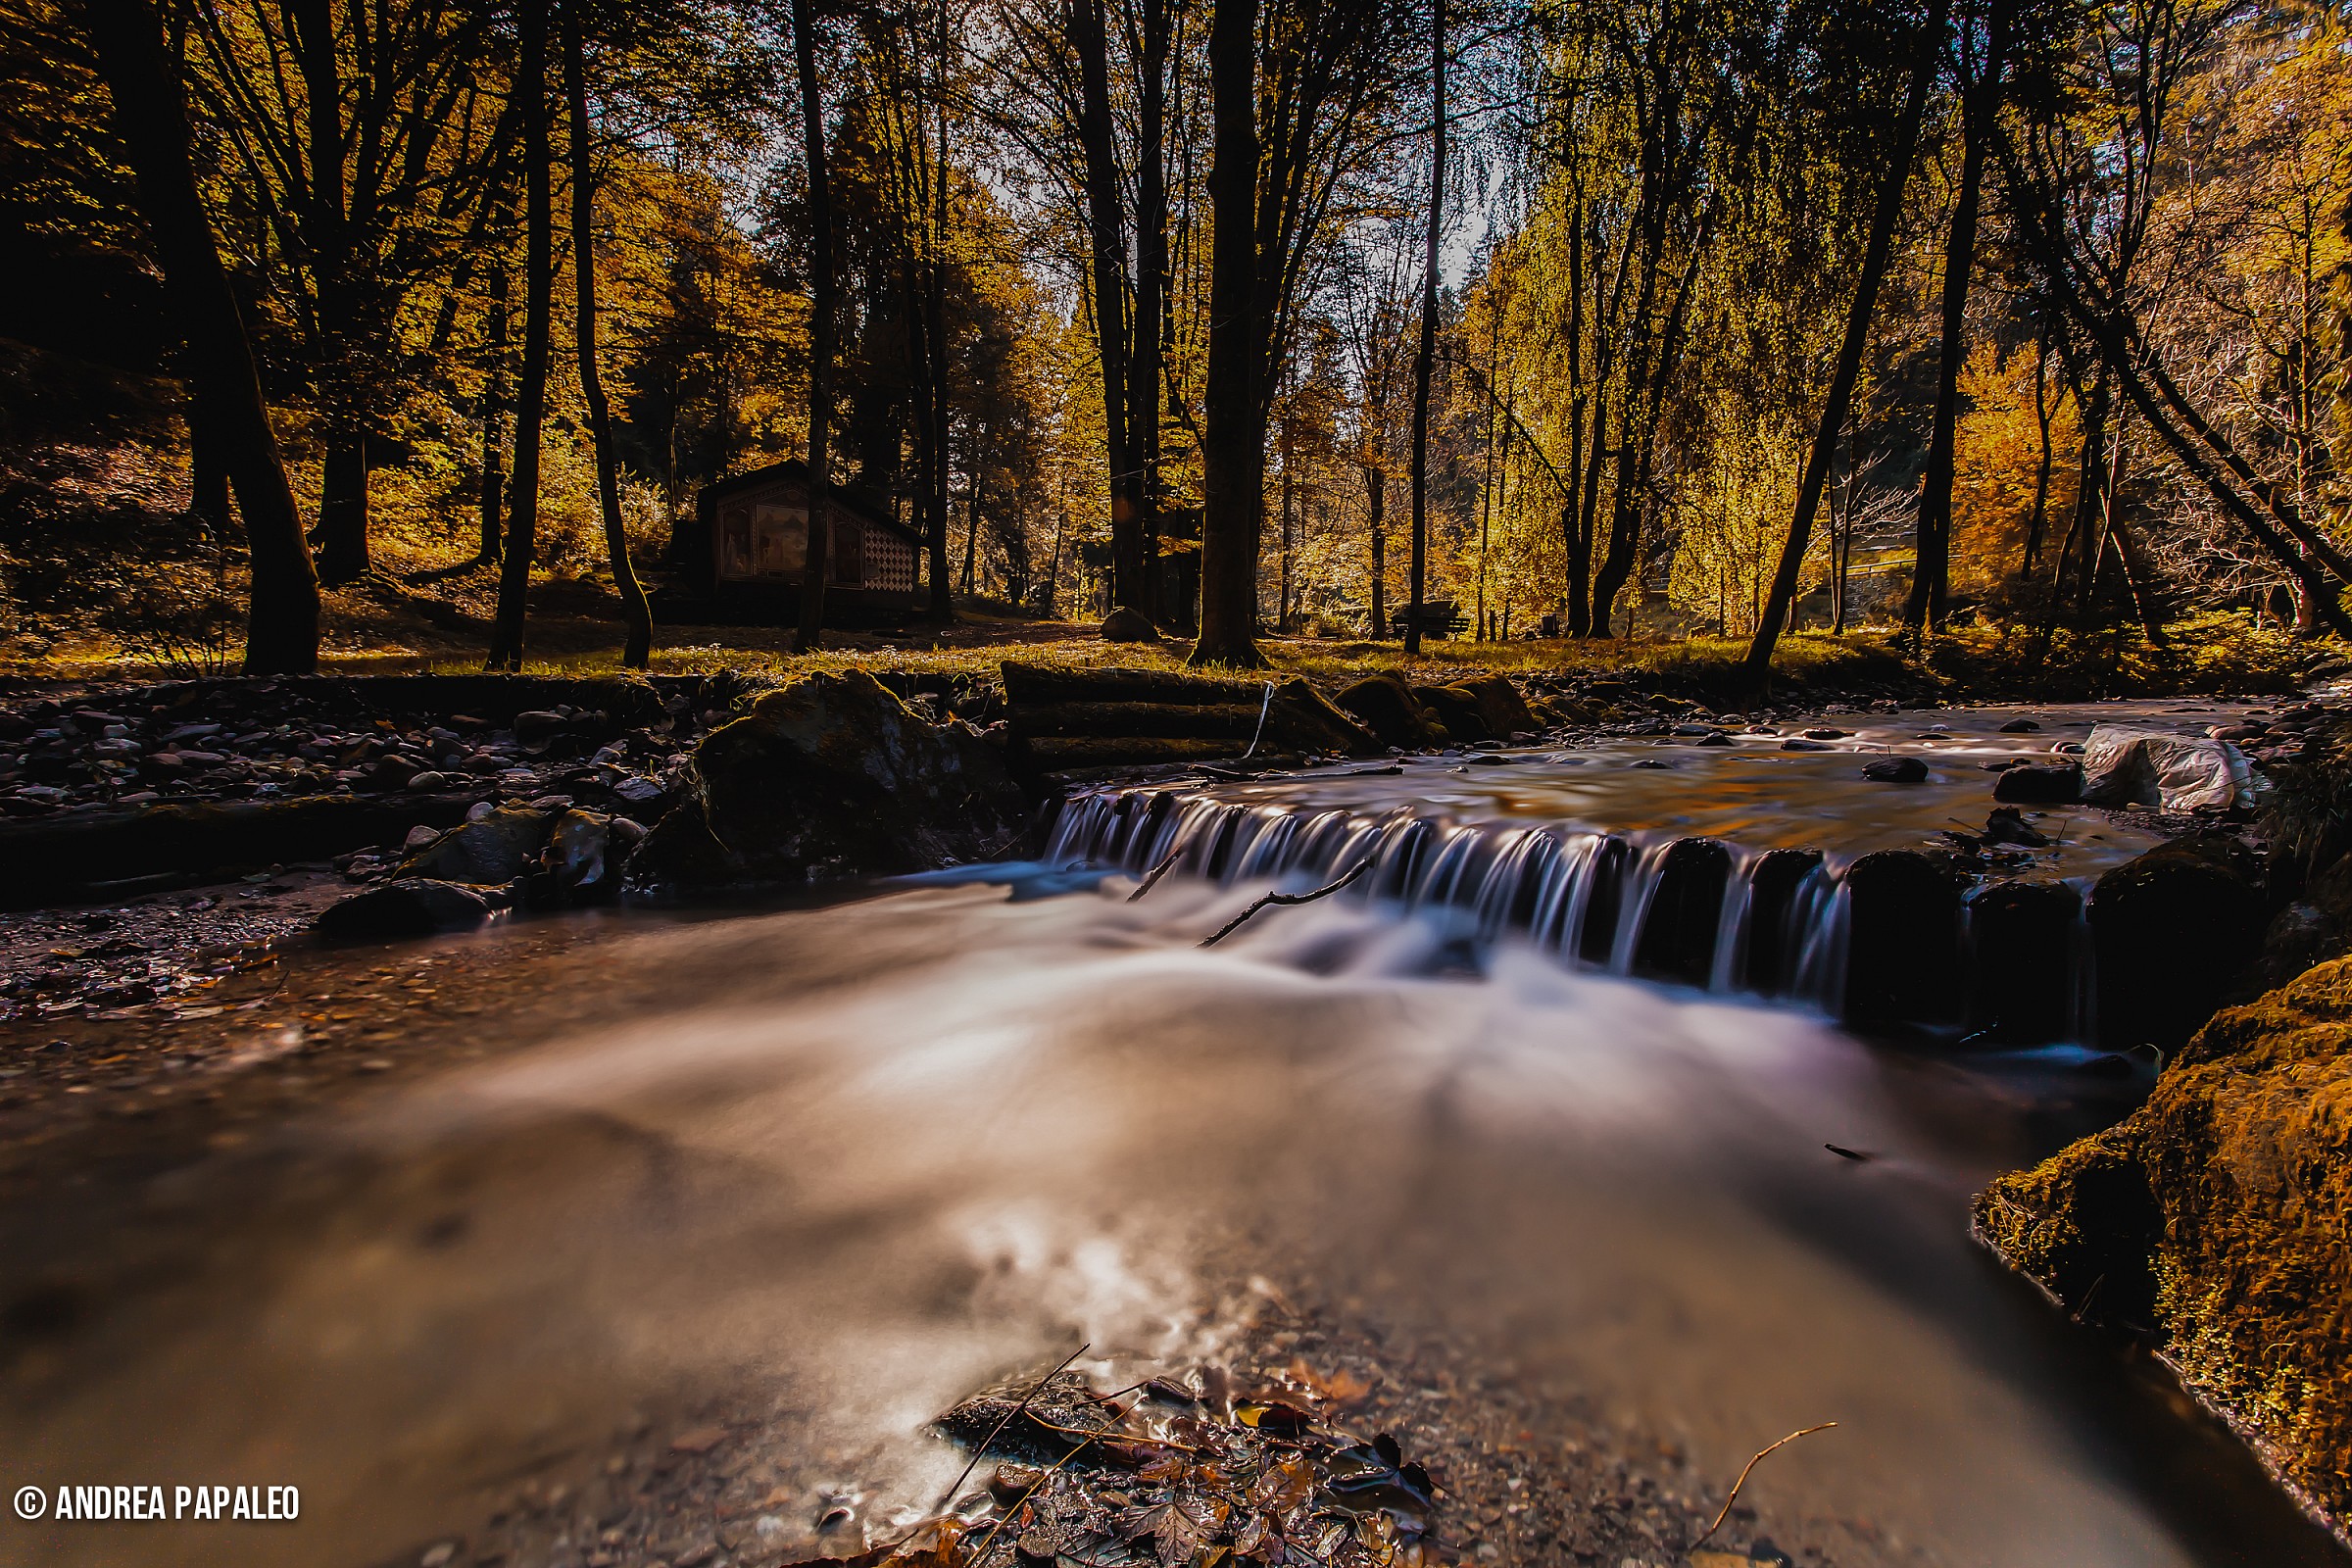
left=1201, top=859, right=1373, bottom=947
left=1688, top=1422, right=1838, bottom=1551
left=931, top=1343, right=1091, bottom=1515
left=1128, top=845, right=1186, bottom=902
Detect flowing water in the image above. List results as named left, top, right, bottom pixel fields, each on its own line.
left=2, top=699, right=2341, bottom=1568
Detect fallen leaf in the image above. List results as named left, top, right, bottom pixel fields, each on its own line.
left=670, top=1425, right=729, bottom=1454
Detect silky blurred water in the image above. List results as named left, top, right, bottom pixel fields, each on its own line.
left=3, top=862, right=2340, bottom=1567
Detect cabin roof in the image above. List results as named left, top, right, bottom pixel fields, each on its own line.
left=700, top=460, right=920, bottom=546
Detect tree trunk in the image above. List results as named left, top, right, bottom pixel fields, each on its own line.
left=1074, top=0, right=1141, bottom=617
left=1744, top=0, right=1950, bottom=684
left=1404, top=0, right=1446, bottom=657
left=1367, top=464, right=1387, bottom=635
left=2020, top=328, right=2054, bottom=572
left=83, top=0, right=319, bottom=673
left=961, top=446, right=983, bottom=594
left=289, top=0, right=368, bottom=587
left=1192, top=0, right=1267, bottom=669
left=924, top=22, right=954, bottom=620
left=1130, top=0, right=1170, bottom=620
left=488, top=0, right=552, bottom=672
left=476, top=199, right=512, bottom=565
left=317, top=434, right=371, bottom=583
left=564, top=0, right=652, bottom=668
left=1907, top=79, right=1988, bottom=638
left=792, top=0, right=834, bottom=652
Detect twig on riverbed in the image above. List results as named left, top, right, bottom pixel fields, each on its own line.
left=1688, top=1422, right=1838, bottom=1551
left=930, top=1342, right=1091, bottom=1515
left=1201, top=859, right=1373, bottom=947
left=1128, top=845, right=1186, bottom=902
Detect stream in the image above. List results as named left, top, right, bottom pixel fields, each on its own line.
left=1, top=699, right=2343, bottom=1568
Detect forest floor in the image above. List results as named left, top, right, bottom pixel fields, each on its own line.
left=1, top=549, right=2334, bottom=705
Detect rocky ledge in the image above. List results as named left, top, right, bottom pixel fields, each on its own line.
left=1975, top=958, right=2352, bottom=1544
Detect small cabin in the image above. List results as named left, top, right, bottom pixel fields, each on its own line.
left=679, top=460, right=922, bottom=622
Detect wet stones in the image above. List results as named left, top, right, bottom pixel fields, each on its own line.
left=1742, top=848, right=1826, bottom=994
left=1841, top=850, right=1962, bottom=1026
left=314, top=878, right=496, bottom=943
left=1992, top=761, right=2082, bottom=805
left=2089, top=833, right=2266, bottom=1051
left=1966, top=879, right=2080, bottom=1045
left=1860, top=756, right=1928, bottom=783
left=1334, top=672, right=1442, bottom=749
left=399, top=807, right=553, bottom=886
left=1632, top=837, right=1731, bottom=986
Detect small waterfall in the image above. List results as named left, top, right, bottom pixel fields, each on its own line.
left=1050, top=787, right=1861, bottom=1012
left=1047, top=785, right=2109, bottom=1042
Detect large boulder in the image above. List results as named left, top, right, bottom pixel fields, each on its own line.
left=1631, top=837, right=1731, bottom=986
left=1841, top=849, right=1962, bottom=1025
left=315, top=878, right=495, bottom=943
left=1447, top=675, right=1540, bottom=740
left=2082, top=724, right=2255, bottom=813
left=1965, top=878, right=2080, bottom=1045
left=1334, top=671, right=1441, bottom=749
left=1976, top=958, right=2352, bottom=1538
left=1992, top=761, right=2083, bottom=805
left=2089, top=832, right=2267, bottom=1051
left=1099, top=607, right=1161, bottom=644
left=623, top=669, right=1026, bottom=897
left=1413, top=684, right=1489, bottom=743
left=399, top=807, right=554, bottom=886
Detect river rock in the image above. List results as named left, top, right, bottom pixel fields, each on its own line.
left=1099, top=607, right=1161, bottom=644
left=1965, top=879, right=2080, bottom=1044
left=1335, top=672, right=1441, bottom=749
left=1448, top=675, right=1540, bottom=740
left=541, top=808, right=616, bottom=901
left=2081, top=725, right=2254, bottom=813
left=314, top=878, right=494, bottom=943
left=1842, top=850, right=1962, bottom=1025
left=1413, top=684, right=1489, bottom=743
left=1992, top=761, right=2082, bottom=804
left=2089, top=833, right=2266, bottom=1050
left=1975, top=957, right=2352, bottom=1537
left=1860, top=756, right=1928, bottom=783
left=624, top=669, right=1026, bottom=896
left=1632, top=837, right=1731, bottom=986
left=400, top=806, right=554, bottom=886
left=1742, top=848, right=1826, bottom=993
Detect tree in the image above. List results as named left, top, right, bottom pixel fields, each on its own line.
left=1745, top=0, right=1952, bottom=681
left=487, top=0, right=552, bottom=672
left=1405, top=0, right=1446, bottom=657
left=792, top=0, right=837, bottom=652
left=1195, top=0, right=1266, bottom=666
left=79, top=0, right=320, bottom=673
left=563, top=0, right=654, bottom=667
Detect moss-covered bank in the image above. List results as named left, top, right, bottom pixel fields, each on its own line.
left=1976, top=959, right=2352, bottom=1542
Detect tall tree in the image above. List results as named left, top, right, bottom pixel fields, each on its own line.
left=1905, top=0, right=2009, bottom=639
left=79, top=0, right=320, bottom=673
left=487, top=0, right=553, bottom=672
left=793, top=0, right=836, bottom=652
left=1405, top=0, right=1445, bottom=658
left=1193, top=0, right=1266, bottom=666
left=1744, top=0, right=1952, bottom=681
left=564, top=0, right=653, bottom=667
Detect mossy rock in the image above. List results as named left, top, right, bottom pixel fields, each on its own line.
left=1976, top=956, right=2352, bottom=1536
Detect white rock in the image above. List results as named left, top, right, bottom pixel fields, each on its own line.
left=2081, top=724, right=2254, bottom=812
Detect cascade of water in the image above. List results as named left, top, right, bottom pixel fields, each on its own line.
left=1607, top=840, right=1677, bottom=977
left=1708, top=848, right=1757, bottom=995
left=1050, top=790, right=1893, bottom=1027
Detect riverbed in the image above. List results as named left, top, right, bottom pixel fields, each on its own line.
left=0, top=698, right=2342, bottom=1568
